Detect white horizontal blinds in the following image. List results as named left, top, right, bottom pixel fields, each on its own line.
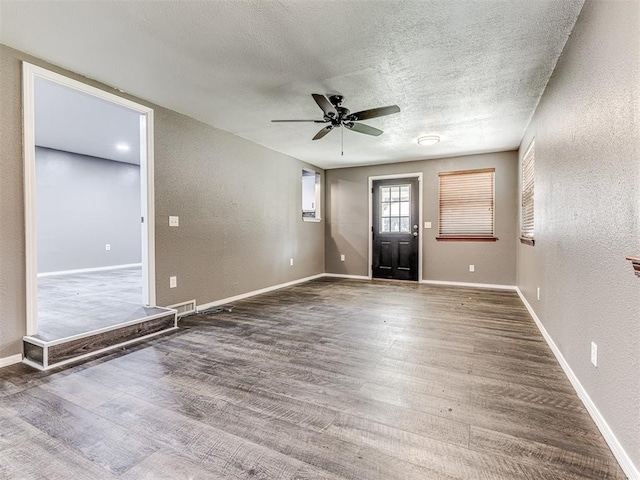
left=439, top=168, right=495, bottom=237
left=521, top=141, right=535, bottom=239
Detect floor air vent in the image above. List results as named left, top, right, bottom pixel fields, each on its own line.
left=167, top=299, right=197, bottom=318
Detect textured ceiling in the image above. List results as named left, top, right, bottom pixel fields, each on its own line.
left=35, top=77, right=141, bottom=164
left=0, top=1, right=584, bottom=169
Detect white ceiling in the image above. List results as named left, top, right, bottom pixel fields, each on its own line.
left=35, top=77, right=141, bottom=164
left=0, top=1, right=584, bottom=169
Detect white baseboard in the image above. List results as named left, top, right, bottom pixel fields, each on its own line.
left=516, top=287, right=639, bottom=480
left=323, top=273, right=371, bottom=280
left=37, top=263, right=142, bottom=278
left=420, top=279, right=517, bottom=290
left=0, top=354, right=23, bottom=368
left=197, top=273, right=325, bottom=312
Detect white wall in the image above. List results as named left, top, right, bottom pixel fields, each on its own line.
left=36, top=147, right=142, bottom=273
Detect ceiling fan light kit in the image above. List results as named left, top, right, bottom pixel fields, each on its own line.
left=272, top=93, right=400, bottom=142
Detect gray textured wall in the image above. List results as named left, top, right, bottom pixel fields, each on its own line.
left=325, top=151, right=518, bottom=285
left=36, top=147, right=142, bottom=273
left=0, top=44, right=325, bottom=358
left=516, top=0, right=640, bottom=468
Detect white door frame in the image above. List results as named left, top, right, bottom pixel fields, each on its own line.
left=22, top=62, right=156, bottom=336
left=368, top=172, right=423, bottom=281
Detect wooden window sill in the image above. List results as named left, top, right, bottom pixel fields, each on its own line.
left=520, top=237, right=535, bottom=246
left=626, top=256, right=640, bottom=277
left=436, top=236, right=498, bottom=242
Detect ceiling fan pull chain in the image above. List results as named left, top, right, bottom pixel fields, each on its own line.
left=341, top=125, right=344, bottom=156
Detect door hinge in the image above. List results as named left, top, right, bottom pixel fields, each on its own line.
left=141, top=216, right=145, bottom=223
left=371, top=187, right=374, bottom=194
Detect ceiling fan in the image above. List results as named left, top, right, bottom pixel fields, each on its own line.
left=271, top=94, right=400, bottom=141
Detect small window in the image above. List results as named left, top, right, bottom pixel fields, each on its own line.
left=379, top=184, right=411, bottom=233
left=437, top=168, right=496, bottom=241
left=520, top=140, right=535, bottom=245
left=302, top=168, right=321, bottom=222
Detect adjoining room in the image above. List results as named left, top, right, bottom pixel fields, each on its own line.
left=34, top=76, right=144, bottom=339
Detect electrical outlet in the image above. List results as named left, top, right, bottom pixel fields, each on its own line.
left=424, top=222, right=432, bottom=229
left=169, top=216, right=179, bottom=227
left=340, top=254, right=345, bottom=262
left=169, top=276, right=177, bottom=288
left=469, top=264, right=475, bottom=272
left=537, top=287, right=540, bottom=301
left=290, top=258, right=294, bottom=266
left=591, top=341, right=598, bottom=367
left=105, top=244, right=111, bottom=251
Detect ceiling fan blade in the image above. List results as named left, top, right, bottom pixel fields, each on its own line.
left=350, top=105, right=400, bottom=121
left=312, top=125, right=334, bottom=140
left=345, top=122, right=383, bottom=136
left=312, top=94, right=338, bottom=118
left=271, top=119, right=327, bottom=123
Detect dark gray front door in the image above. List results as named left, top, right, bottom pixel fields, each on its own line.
left=372, top=178, right=419, bottom=281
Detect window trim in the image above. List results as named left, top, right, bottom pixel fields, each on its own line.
left=302, top=168, right=322, bottom=222
left=436, top=167, right=497, bottom=242
left=520, top=139, right=535, bottom=246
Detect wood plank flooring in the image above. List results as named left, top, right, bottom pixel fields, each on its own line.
left=0, top=277, right=626, bottom=479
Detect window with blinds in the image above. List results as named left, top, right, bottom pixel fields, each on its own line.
left=438, top=168, right=496, bottom=240
left=521, top=141, right=535, bottom=245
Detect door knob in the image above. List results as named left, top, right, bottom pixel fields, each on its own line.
left=413, top=224, right=418, bottom=229
left=412, top=232, right=418, bottom=237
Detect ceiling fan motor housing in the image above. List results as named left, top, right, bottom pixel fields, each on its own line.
left=328, top=94, right=344, bottom=106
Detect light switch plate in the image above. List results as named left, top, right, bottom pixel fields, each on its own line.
left=169, top=276, right=177, bottom=288
left=169, top=216, right=179, bottom=227
left=469, top=264, right=475, bottom=272
left=340, top=254, right=345, bottom=262
left=105, top=244, right=111, bottom=251
left=425, top=222, right=432, bottom=229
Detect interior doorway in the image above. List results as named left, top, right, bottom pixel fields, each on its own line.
left=22, top=63, right=156, bottom=339
left=368, top=173, right=423, bottom=281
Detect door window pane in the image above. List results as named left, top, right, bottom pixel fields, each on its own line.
left=379, top=184, right=411, bottom=233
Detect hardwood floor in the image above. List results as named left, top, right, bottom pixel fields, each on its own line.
left=0, top=278, right=626, bottom=479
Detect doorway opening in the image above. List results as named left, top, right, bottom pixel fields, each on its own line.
left=369, top=173, right=423, bottom=281
left=22, top=63, right=157, bottom=342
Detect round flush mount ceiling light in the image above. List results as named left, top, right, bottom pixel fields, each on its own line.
left=116, top=143, right=130, bottom=152
left=417, top=135, right=440, bottom=146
